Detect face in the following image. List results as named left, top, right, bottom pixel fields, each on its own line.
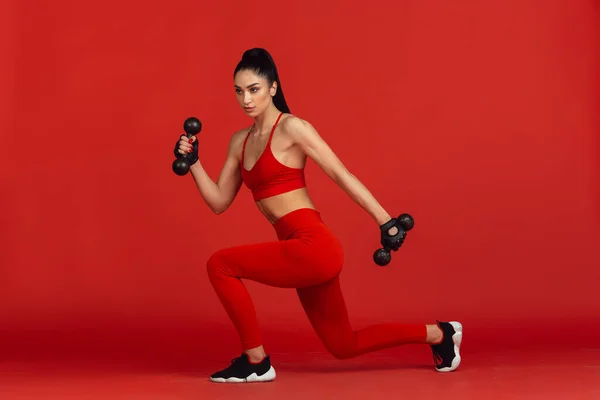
left=234, top=69, right=277, bottom=117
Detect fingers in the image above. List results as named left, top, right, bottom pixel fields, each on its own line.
left=177, top=134, right=197, bottom=154
left=181, top=135, right=196, bottom=143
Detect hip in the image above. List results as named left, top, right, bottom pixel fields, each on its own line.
left=273, top=208, right=344, bottom=267
left=273, top=208, right=330, bottom=239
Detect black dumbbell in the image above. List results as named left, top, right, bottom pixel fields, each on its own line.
left=172, top=117, right=202, bottom=176
left=373, top=213, right=415, bottom=266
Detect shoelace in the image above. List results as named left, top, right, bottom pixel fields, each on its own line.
left=229, top=356, right=245, bottom=366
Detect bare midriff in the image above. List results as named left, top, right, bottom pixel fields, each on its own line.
left=254, top=187, right=316, bottom=224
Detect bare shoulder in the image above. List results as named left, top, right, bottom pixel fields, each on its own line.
left=279, top=114, right=317, bottom=138
left=231, top=126, right=251, bottom=143
left=227, top=126, right=252, bottom=158
left=279, top=113, right=340, bottom=167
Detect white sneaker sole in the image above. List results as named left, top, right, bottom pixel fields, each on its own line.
left=209, top=366, right=276, bottom=383
left=436, top=321, right=463, bottom=373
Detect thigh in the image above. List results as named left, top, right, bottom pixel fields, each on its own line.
left=209, top=238, right=340, bottom=289
left=296, top=276, right=356, bottom=349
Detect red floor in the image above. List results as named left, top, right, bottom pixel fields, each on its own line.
left=2, top=346, right=599, bottom=399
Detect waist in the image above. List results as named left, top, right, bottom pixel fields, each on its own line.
left=272, top=208, right=325, bottom=240
left=255, top=188, right=315, bottom=222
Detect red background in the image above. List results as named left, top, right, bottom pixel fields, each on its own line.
left=1, top=0, right=598, bottom=367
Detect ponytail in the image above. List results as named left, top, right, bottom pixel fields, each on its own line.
left=234, top=48, right=290, bottom=113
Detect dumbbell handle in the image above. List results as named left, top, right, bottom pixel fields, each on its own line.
left=179, top=132, right=194, bottom=158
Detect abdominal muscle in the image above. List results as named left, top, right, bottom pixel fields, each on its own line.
left=255, top=187, right=317, bottom=224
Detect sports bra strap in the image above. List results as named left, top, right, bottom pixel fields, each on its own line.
left=241, top=124, right=255, bottom=163
left=241, top=112, right=284, bottom=162
left=268, top=112, right=284, bottom=142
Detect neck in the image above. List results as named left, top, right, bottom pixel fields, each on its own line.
left=252, top=105, right=282, bottom=135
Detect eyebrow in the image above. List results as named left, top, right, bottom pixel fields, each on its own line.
left=234, top=82, right=260, bottom=89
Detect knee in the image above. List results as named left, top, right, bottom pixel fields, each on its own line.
left=206, top=250, right=229, bottom=280
left=320, top=338, right=356, bottom=360
left=327, top=345, right=355, bottom=360
left=315, top=326, right=357, bottom=360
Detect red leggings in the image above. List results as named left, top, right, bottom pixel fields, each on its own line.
left=207, top=208, right=427, bottom=359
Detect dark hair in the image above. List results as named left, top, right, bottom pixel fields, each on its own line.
left=234, top=48, right=290, bottom=113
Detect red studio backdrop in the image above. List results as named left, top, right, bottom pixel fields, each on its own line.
left=1, top=0, right=598, bottom=365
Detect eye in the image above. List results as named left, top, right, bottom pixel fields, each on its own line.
left=250, top=87, right=259, bottom=93
left=235, top=89, right=242, bottom=94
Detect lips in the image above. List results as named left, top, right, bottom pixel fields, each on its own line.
left=244, top=107, right=255, bottom=111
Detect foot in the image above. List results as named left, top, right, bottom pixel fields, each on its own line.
left=430, top=321, right=463, bottom=372
left=209, top=353, right=276, bottom=383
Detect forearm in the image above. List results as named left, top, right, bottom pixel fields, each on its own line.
left=337, top=171, right=392, bottom=226
left=189, top=162, right=225, bottom=213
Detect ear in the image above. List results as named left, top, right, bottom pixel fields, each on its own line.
left=270, top=81, right=278, bottom=97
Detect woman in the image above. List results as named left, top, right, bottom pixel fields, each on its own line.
left=175, top=48, right=463, bottom=383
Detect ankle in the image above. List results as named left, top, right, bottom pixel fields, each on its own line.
left=244, top=346, right=267, bottom=363
left=426, top=324, right=443, bottom=344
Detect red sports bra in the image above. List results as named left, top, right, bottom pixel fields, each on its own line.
left=240, top=113, right=306, bottom=201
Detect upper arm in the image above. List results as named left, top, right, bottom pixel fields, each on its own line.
left=286, top=117, right=349, bottom=182
left=215, top=130, right=246, bottom=207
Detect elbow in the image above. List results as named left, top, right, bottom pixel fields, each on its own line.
left=210, top=200, right=230, bottom=215
left=211, top=205, right=226, bottom=215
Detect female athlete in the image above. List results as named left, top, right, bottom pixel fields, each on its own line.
left=174, top=48, right=463, bottom=383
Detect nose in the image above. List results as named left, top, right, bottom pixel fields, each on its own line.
left=243, top=91, right=252, bottom=104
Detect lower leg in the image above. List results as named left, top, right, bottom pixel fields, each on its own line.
left=207, top=255, right=264, bottom=351
left=298, top=278, right=446, bottom=359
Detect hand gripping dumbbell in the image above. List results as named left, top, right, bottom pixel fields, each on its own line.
left=373, top=213, right=415, bottom=266
left=172, top=117, right=202, bottom=176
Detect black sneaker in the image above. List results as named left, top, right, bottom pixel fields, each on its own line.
left=209, top=353, right=276, bottom=383
left=430, top=321, right=463, bottom=372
